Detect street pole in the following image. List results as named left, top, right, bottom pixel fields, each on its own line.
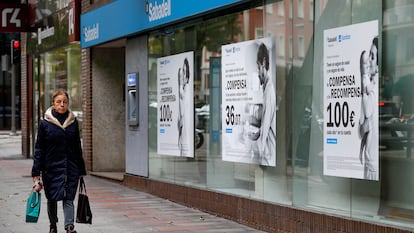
left=1, top=55, right=16, bottom=135
left=10, top=62, right=16, bottom=136
left=1, top=55, right=7, bottom=128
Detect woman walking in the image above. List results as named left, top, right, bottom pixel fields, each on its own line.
left=32, top=90, right=86, bottom=233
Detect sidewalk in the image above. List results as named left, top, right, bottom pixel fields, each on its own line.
left=0, top=132, right=264, bottom=233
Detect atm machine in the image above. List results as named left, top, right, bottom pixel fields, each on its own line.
left=127, top=72, right=139, bottom=126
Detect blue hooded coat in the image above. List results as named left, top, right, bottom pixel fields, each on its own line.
left=32, top=107, right=86, bottom=201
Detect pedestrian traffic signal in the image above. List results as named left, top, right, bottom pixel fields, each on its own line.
left=11, top=40, right=20, bottom=64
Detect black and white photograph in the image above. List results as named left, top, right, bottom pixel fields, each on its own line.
left=221, top=37, right=276, bottom=166
left=157, top=51, right=194, bottom=157
left=323, top=20, right=379, bottom=180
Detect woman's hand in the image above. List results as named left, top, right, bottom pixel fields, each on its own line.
left=32, top=176, right=43, bottom=192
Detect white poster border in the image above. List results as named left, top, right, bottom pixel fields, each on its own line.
left=157, top=51, right=195, bottom=158
left=323, top=20, right=379, bottom=180
left=221, top=37, right=277, bottom=167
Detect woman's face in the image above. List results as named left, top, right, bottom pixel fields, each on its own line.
left=182, top=62, right=188, bottom=83
left=369, top=44, right=378, bottom=74
left=52, top=94, right=68, bottom=114
left=362, top=51, right=370, bottom=76
left=257, top=59, right=266, bottom=85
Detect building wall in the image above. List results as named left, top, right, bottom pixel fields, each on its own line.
left=81, top=46, right=92, bottom=171
left=125, top=36, right=149, bottom=177
left=91, top=48, right=125, bottom=172
left=79, top=0, right=414, bottom=232
left=81, top=0, right=112, bottom=172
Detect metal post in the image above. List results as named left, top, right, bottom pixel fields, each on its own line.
left=10, top=63, right=17, bottom=136
left=1, top=55, right=9, bottom=131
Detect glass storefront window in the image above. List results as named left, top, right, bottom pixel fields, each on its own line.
left=33, top=43, right=82, bottom=133
left=376, top=0, right=414, bottom=228
left=148, top=0, right=414, bottom=230
left=148, top=0, right=295, bottom=205
left=292, top=0, right=414, bottom=230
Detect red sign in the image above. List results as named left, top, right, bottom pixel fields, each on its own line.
left=0, top=3, right=28, bottom=32
left=68, top=0, right=80, bottom=42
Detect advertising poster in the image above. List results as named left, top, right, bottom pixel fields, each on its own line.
left=323, top=20, right=379, bottom=180
left=221, top=37, right=276, bottom=166
left=157, top=51, right=194, bottom=157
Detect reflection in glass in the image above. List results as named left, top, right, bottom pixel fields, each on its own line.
left=147, top=0, right=414, bottom=230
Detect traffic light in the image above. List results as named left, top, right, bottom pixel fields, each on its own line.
left=10, top=40, right=20, bottom=64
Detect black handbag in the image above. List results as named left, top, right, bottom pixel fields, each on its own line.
left=76, top=177, right=92, bottom=224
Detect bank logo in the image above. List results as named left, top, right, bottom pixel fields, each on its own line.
left=147, top=0, right=171, bottom=22
left=338, top=34, right=351, bottom=42
left=159, top=59, right=170, bottom=66
left=224, top=46, right=241, bottom=54
left=83, top=23, right=99, bottom=42
left=327, top=34, right=351, bottom=44
left=327, top=36, right=337, bottom=43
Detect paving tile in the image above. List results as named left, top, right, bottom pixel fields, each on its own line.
left=0, top=133, right=264, bottom=233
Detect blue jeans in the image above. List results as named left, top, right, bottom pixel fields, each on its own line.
left=47, top=199, right=75, bottom=230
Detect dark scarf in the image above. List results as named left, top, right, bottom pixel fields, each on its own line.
left=52, top=109, right=69, bottom=125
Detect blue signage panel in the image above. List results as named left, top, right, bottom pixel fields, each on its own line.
left=210, top=57, right=221, bottom=143
left=127, top=73, right=137, bottom=87
left=81, top=0, right=244, bottom=48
